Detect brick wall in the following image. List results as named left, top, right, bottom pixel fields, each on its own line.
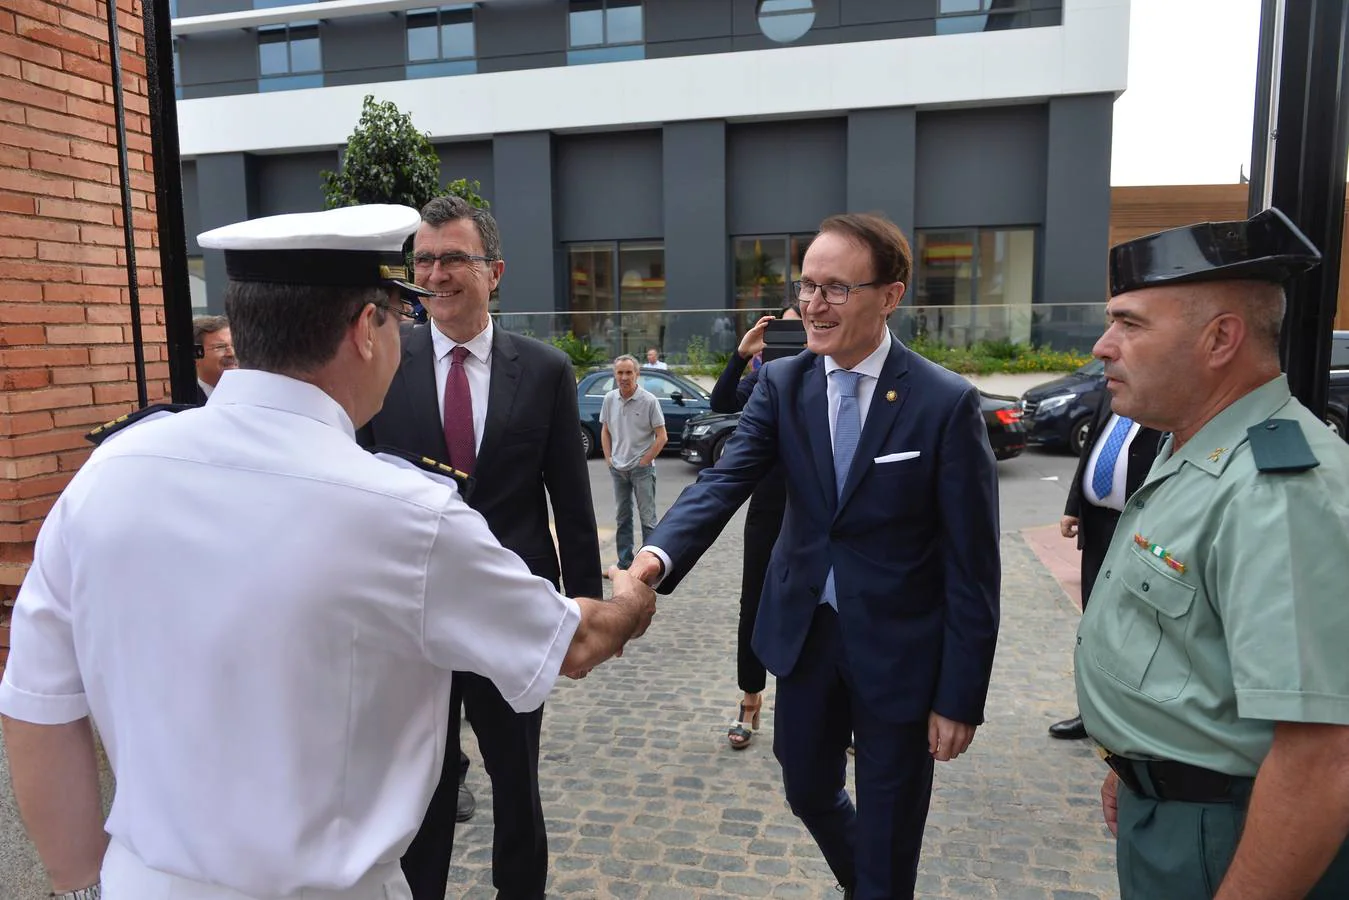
left=1, top=0, right=167, bottom=676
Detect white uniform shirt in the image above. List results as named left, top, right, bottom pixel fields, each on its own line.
left=0, top=370, right=580, bottom=898
left=1080, top=412, right=1142, bottom=511
left=430, top=318, right=492, bottom=453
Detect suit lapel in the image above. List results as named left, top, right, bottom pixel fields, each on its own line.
left=837, top=338, right=911, bottom=514
left=401, top=324, right=448, bottom=461
left=477, top=327, right=520, bottom=470
left=801, top=355, right=836, bottom=511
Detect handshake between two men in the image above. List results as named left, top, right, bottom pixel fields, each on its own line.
left=560, top=568, right=658, bottom=679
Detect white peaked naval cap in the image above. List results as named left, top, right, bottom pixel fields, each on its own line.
left=197, top=204, right=431, bottom=297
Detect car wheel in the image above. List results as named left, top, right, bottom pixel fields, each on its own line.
left=580, top=426, right=595, bottom=459
left=1327, top=411, right=1346, bottom=440
left=1069, top=416, right=1092, bottom=456
left=711, top=434, right=730, bottom=465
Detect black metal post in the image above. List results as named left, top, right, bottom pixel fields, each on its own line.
left=143, top=0, right=199, bottom=404
left=1254, top=0, right=1349, bottom=417
left=1247, top=0, right=1281, bottom=216
left=105, top=0, right=148, bottom=408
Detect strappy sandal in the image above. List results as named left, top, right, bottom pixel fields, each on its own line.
left=728, top=698, right=762, bottom=750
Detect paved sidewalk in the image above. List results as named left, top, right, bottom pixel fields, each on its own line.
left=0, top=524, right=1118, bottom=900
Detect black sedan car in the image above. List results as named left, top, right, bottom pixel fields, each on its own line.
left=1019, top=358, right=1108, bottom=455
left=1328, top=329, right=1348, bottom=440
left=680, top=391, right=1026, bottom=466
left=577, top=367, right=712, bottom=458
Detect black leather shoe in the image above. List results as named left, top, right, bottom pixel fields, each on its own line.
left=1048, top=715, right=1088, bottom=740
left=456, top=783, right=476, bottom=822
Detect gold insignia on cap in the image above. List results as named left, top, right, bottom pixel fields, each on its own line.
left=886, top=390, right=897, bottom=402
left=380, top=264, right=410, bottom=281
left=1207, top=447, right=1227, bottom=462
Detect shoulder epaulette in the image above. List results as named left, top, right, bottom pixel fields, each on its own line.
left=85, top=403, right=195, bottom=446
left=1246, top=418, right=1320, bottom=473
left=370, top=445, right=476, bottom=501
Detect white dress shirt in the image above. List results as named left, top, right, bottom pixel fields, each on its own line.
left=197, top=378, right=214, bottom=399
left=0, top=369, right=579, bottom=898
left=1080, top=413, right=1142, bottom=511
left=430, top=318, right=492, bottom=453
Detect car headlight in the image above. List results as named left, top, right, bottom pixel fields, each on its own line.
left=1036, top=393, right=1074, bottom=414
left=690, top=425, right=711, bottom=437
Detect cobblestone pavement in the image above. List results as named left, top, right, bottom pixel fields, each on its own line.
left=0, top=518, right=1119, bottom=900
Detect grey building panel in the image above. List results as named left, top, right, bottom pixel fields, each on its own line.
left=177, top=31, right=257, bottom=88
left=325, top=66, right=406, bottom=87
left=663, top=121, right=727, bottom=313
left=1042, top=93, right=1112, bottom=304
left=727, top=119, right=847, bottom=236
left=254, top=151, right=336, bottom=218
left=801, top=20, right=932, bottom=44
left=847, top=108, right=916, bottom=236
left=492, top=132, right=558, bottom=311
left=478, top=52, right=568, bottom=74
left=841, top=0, right=936, bottom=25
left=646, top=0, right=733, bottom=42
left=1032, top=0, right=1064, bottom=9
left=477, top=1, right=566, bottom=60
left=322, top=14, right=404, bottom=78
left=196, top=153, right=256, bottom=308
left=914, top=105, right=1048, bottom=229
left=181, top=80, right=256, bottom=100
left=555, top=131, right=663, bottom=243
left=646, top=37, right=735, bottom=58
left=1030, top=9, right=1062, bottom=26
left=181, top=161, right=201, bottom=255
left=435, top=141, right=495, bottom=205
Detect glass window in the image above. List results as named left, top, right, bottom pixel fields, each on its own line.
left=569, top=1, right=605, bottom=46
left=732, top=233, right=815, bottom=316
left=913, top=227, right=1036, bottom=343
left=758, top=0, right=815, bottom=43
left=939, top=0, right=985, bottom=12
left=188, top=257, right=208, bottom=314
left=258, top=21, right=321, bottom=85
left=568, top=243, right=617, bottom=351
left=288, top=25, right=321, bottom=71
left=567, top=241, right=664, bottom=357
left=258, top=26, right=290, bottom=76
left=605, top=0, right=643, bottom=44
left=937, top=0, right=1033, bottom=33
left=407, top=6, right=475, bottom=63
left=407, top=10, right=441, bottom=60
left=569, top=0, right=642, bottom=53
left=585, top=375, right=616, bottom=396
left=639, top=374, right=681, bottom=399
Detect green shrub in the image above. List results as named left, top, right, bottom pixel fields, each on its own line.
left=550, top=331, right=608, bottom=369
left=908, top=337, right=1091, bottom=375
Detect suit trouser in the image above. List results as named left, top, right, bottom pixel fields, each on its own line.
left=735, top=489, right=784, bottom=694
left=772, top=605, right=935, bottom=900
left=1079, top=505, right=1121, bottom=610
left=401, top=674, right=548, bottom=900
left=1116, top=779, right=1349, bottom=898
left=103, top=838, right=410, bottom=900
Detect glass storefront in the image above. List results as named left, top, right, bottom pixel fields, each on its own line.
left=566, top=241, right=665, bottom=358
left=913, top=227, right=1037, bottom=344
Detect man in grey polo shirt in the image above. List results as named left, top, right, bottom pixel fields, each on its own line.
left=601, top=354, right=668, bottom=570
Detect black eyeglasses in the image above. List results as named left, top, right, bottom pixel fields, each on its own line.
left=792, top=279, right=882, bottom=305
left=411, top=252, right=495, bottom=272
left=352, top=299, right=421, bottom=323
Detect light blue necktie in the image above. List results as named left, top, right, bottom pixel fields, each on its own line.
left=821, top=369, right=863, bottom=609
left=1091, top=415, right=1134, bottom=500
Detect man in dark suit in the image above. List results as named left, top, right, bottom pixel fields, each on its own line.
left=1049, top=393, right=1162, bottom=739
left=192, top=315, right=236, bottom=404
left=627, top=213, right=1001, bottom=900
left=360, top=196, right=603, bottom=900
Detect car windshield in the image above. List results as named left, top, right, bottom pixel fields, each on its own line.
left=1077, top=358, right=1105, bottom=376
left=586, top=372, right=710, bottom=400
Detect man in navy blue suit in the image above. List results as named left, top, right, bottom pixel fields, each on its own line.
left=627, top=213, right=1001, bottom=899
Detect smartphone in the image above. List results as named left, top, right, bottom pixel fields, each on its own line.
left=761, top=318, right=807, bottom=364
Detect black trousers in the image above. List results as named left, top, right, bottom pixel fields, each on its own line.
left=401, top=673, right=548, bottom=900
left=736, top=476, right=785, bottom=694
left=1080, top=505, right=1121, bottom=610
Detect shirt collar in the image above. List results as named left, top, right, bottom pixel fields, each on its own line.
left=430, top=318, right=493, bottom=365
left=207, top=369, right=357, bottom=440
left=823, top=329, right=892, bottom=381
left=1155, top=374, right=1293, bottom=477
left=198, top=378, right=214, bottom=398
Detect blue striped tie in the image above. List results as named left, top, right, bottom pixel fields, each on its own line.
left=1091, top=415, right=1133, bottom=500
left=821, top=369, right=863, bottom=610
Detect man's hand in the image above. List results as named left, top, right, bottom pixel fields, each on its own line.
left=737, top=315, right=776, bottom=358
left=560, top=574, right=657, bottom=677
left=1100, top=770, right=1120, bottom=836
left=1060, top=515, right=1080, bottom=539
left=927, top=712, right=976, bottom=761
left=627, top=550, right=665, bottom=587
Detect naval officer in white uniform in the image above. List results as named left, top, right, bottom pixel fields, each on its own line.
left=0, top=204, right=655, bottom=900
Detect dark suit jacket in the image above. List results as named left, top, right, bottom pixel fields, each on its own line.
left=648, top=338, right=1001, bottom=725
left=1063, top=393, right=1162, bottom=552
left=360, top=323, right=603, bottom=598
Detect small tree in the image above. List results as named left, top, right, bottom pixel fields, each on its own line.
left=445, top=177, right=489, bottom=210
left=323, top=96, right=454, bottom=210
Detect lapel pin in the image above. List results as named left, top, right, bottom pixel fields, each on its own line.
left=1207, top=447, right=1227, bottom=463
left=885, top=390, right=897, bottom=402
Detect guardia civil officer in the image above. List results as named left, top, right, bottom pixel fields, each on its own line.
left=1077, top=208, right=1349, bottom=899
left=0, top=205, right=655, bottom=900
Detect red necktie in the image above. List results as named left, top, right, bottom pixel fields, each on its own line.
left=443, top=345, right=476, bottom=474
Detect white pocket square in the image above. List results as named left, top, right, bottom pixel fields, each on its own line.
left=874, top=451, right=921, bottom=464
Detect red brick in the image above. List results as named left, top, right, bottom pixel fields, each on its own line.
left=0, top=237, right=37, bottom=258
left=69, top=140, right=118, bottom=168
left=30, top=151, right=111, bottom=185
left=0, top=455, right=56, bottom=480
left=87, top=345, right=134, bottom=365
left=84, top=306, right=130, bottom=325
left=0, top=368, right=49, bottom=391
left=65, top=94, right=117, bottom=128
left=0, top=30, right=62, bottom=68
left=0, top=121, right=71, bottom=155
left=58, top=9, right=106, bottom=42
left=70, top=181, right=121, bottom=207
left=0, top=168, right=76, bottom=200
left=2, top=261, right=80, bottom=283
left=0, top=212, right=80, bottom=242
left=0, top=102, right=24, bottom=125
left=16, top=472, right=74, bottom=500
left=25, top=107, right=106, bottom=143
left=0, top=303, right=83, bottom=324
left=35, top=197, right=114, bottom=225
left=0, top=10, right=15, bottom=32
left=2, top=283, right=41, bottom=302
left=45, top=324, right=123, bottom=344
left=0, top=145, right=28, bottom=168
left=20, top=21, right=102, bottom=60
left=0, top=544, right=35, bottom=565
left=92, top=382, right=139, bottom=405
left=0, top=325, right=45, bottom=346
left=0, top=411, right=53, bottom=438
left=3, top=385, right=93, bottom=413
left=19, top=60, right=104, bottom=101
left=38, top=242, right=118, bottom=267
left=53, top=403, right=130, bottom=429
left=0, top=194, right=37, bottom=215
left=9, top=5, right=62, bottom=28
left=0, top=429, right=88, bottom=459
left=14, top=497, right=58, bottom=524
left=1, top=74, right=68, bottom=114
left=43, top=283, right=120, bottom=304
left=81, top=266, right=135, bottom=287
left=61, top=52, right=109, bottom=84
left=50, top=364, right=128, bottom=385
left=0, top=347, right=88, bottom=369
left=0, top=55, right=20, bottom=79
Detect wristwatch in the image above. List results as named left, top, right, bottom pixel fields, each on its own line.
left=52, top=886, right=100, bottom=900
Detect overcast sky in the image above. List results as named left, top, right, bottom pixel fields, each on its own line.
left=1111, top=0, right=1264, bottom=186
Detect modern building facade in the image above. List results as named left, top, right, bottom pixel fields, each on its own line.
left=172, top=0, right=1130, bottom=352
